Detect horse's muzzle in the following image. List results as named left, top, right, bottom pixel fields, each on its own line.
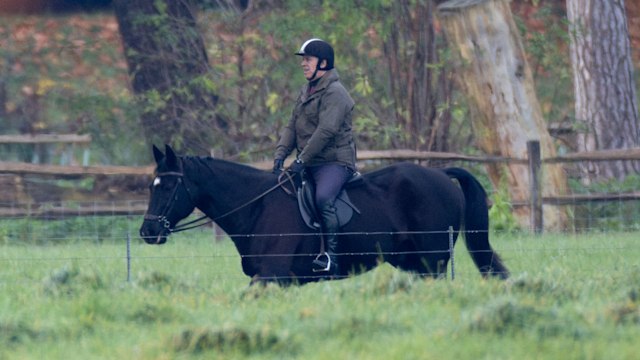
left=139, top=226, right=170, bottom=245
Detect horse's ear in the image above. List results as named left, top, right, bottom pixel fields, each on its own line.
left=152, top=145, right=164, bottom=164
left=165, top=144, right=179, bottom=169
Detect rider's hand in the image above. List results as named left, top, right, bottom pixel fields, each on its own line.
left=272, top=158, right=284, bottom=174
left=288, top=159, right=305, bottom=174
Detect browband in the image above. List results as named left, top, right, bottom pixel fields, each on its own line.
left=155, top=171, right=184, bottom=177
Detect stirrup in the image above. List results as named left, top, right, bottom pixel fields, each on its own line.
left=312, top=252, right=331, bottom=272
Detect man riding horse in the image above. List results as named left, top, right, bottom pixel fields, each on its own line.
left=273, top=38, right=357, bottom=276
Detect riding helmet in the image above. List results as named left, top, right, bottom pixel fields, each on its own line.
left=295, top=38, right=334, bottom=70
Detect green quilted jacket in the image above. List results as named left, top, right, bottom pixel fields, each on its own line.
left=274, top=69, right=357, bottom=170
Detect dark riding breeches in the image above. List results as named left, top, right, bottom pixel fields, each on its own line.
left=306, top=164, right=353, bottom=209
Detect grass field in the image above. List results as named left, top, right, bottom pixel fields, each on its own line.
left=1, top=227, right=639, bottom=359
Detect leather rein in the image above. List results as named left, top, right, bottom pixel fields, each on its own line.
left=144, top=170, right=297, bottom=234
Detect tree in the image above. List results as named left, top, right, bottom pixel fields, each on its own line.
left=436, top=0, right=568, bottom=230
left=381, top=0, right=454, bottom=152
left=567, top=0, right=640, bottom=183
left=113, top=0, right=225, bottom=154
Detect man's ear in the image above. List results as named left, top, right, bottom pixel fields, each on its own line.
left=320, top=59, right=327, bottom=69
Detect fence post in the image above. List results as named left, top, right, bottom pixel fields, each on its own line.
left=448, top=226, right=455, bottom=280
left=126, top=233, right=131, bottom=282
left=527, top=140, right=543, bottom=234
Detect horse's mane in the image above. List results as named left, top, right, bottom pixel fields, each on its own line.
left=181, top=155, right=272, bottom=180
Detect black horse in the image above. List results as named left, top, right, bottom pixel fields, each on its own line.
left=140, top=145, right=509, bottom=285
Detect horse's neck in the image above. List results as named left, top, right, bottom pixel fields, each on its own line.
left=185, top=157, right=269, bottom=232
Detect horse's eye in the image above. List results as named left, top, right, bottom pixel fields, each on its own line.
left=160, top=178, right=177, bottom=190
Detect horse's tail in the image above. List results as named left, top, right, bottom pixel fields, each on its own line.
left=444, top=168, right=509, bottom=279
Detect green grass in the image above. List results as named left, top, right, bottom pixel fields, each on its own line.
left=1, top=230, right=639, bottom=359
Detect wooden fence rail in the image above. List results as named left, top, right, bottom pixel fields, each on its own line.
left=0, top=161, right=153, bottom=177
left=544, top=148, right=640, bottom=163
left=3, top=147, right=640, bottom=177
left=1, top=145, right=640, bottom=231
left=0, top=133, right=93, bottom=166
left=0, top=203, right=149, bottom=219
left=0, top=134, right=91, bottom=144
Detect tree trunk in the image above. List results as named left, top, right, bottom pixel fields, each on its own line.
left=113, top=0, right=225, bottom=154
left=383, top=0, right=453, bottom=153
left=437, top=0, right=568, bottom=230
left=0, top=79, right=6, bottom=118
left=567, top=0, right=640, bottom=183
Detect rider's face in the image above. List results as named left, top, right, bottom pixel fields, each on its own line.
left=300, top=55, right=325, bottom=80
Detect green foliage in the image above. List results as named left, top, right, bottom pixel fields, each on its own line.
left=513, top=2, right=573, bottom=124
left=489, top=182, right=521, bottom=233
left=567, top=175, right=640, bottom=231
left=200, top=0, right=459, bottom=157
left=0, top=2, right=585, bottom=164
left=0, top=14, right=148, bottom=165
left=0, top=216, right=138, bottom=245
left=42, top=264, right=105, bottom=297
left=570, top=174, right=640, bottom=194
left=171, top=326, right=286, bottom=354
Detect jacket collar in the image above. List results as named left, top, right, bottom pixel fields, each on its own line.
left=302, top=69, right=339, bottom=100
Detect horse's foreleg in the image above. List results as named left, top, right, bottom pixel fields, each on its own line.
left=249, top=271, right=297, bottom=286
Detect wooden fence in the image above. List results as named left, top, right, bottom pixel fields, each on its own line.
left=1, top=142, right=640, bottom=229
left=0, top=133, right=92, bottom=165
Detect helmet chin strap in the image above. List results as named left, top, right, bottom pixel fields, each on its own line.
left=306, top=60, right=326, bottom=81
left=306, top=68, right=319, bottom=81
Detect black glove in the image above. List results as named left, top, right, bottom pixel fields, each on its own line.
left=272, top=158, right=284, bottom=174
left=288, top=158, right=305, bottom=174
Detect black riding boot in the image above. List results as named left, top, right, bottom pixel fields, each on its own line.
left=312, top=202, right=340, bottom=276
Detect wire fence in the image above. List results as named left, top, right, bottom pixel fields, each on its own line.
left=1, top=199, right=640, bottom=286
left=2, top=238, right=638, bottom=288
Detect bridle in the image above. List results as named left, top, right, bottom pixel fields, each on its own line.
left=143, top=169, right=298, bottom=234
left=143, top=171, right=193, bottom=231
